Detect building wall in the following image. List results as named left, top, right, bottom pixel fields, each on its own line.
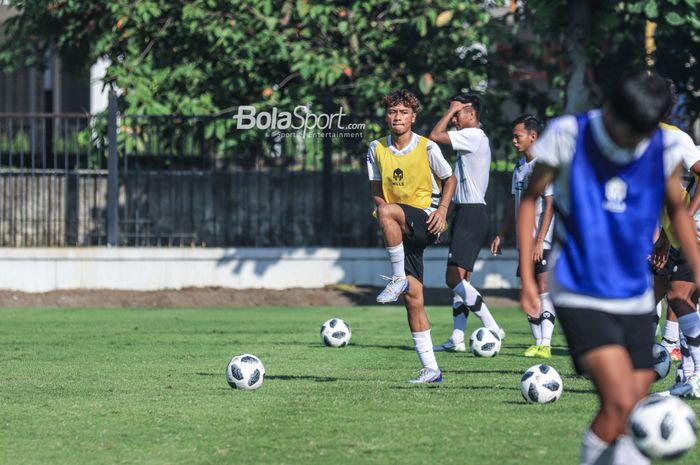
left=0, top=247, right=520, bottom=292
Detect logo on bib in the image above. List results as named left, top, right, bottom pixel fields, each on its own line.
left=602, top=177, right=627, bottom=213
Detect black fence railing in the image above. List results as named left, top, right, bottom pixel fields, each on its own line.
left=0, top=108, right=516, bottom=247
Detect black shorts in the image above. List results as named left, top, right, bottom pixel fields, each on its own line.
left=516, top=249, right=551, bottom=277
left=447, top=204, right=488, bottom=271
left=668, top=247, right=695, bottom=282
left=556, top=306, right=656, bottom=375
left=652, top=247, right=694, bottom=282
left=399, top=204, right=438, bottom=283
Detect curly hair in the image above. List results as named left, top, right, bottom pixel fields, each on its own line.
left=382, top=89, right=420, bottom=113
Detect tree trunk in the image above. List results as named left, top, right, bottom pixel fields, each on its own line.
left=564, top=1, right=592, bottom=113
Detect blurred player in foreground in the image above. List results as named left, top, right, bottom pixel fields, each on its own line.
left=518, top=70, right=700, bottom=465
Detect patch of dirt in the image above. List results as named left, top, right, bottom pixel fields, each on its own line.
left=0, top=286, right=520, bottom=308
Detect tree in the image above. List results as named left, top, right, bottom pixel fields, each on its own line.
left=515, top=0, right=700, bottom=127
left=0, top=1, right=499, bottom=162
left=0, top=0, right=489, bottom=114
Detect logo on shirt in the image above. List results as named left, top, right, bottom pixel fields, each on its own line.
left=602, top=177, right=627, bottom=213
left=392, top=168, right=404, bottom=185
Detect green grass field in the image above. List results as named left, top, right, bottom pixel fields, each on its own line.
left=1, top=305, right=698, bottom=465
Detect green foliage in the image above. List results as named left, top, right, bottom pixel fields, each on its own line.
left=2, top=1, right=699, bottom=167
left=3, top=1, right=506, bottom=167
left=0, top=1, right=494, bottom=162
left=519, top=1, right=700, bottom=122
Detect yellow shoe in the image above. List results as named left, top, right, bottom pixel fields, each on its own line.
left=535, top=345, right=552, bottom=359
left=524, top=344, right=539, bottom=357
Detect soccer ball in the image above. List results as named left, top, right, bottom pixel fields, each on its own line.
left=320, top=318, right=351, bottom=347
left=629, top=396, right=697, bottom=459
left=469, top=327, right=501, bottom=357
left=226, top=354, right=265, bottom=390
left=520, top=364, right=563, bottom=404
left=653, top=343, right=671, bottom=381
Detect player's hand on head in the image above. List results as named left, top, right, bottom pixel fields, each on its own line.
left=449, top=100, right=469, bottom=113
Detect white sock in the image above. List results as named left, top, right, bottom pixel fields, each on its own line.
left=386, top=244, right=405, bottom=278
left=680, top=332, right=695, bottom=380
left=678, top=313, right=700, bottom=377
left=540, top=293, right=556, bottom=347
left=451, top=295, right=467, bottom=343
left=528, top=315, right=543, bottom=345
left=453, top=280, right=499, bottom=332
left=655, top=300, right=664, bottom=336
left=612, top=435, right=650, bottom=465
left=412, top=330, right=438, bottom=371
left=662, top=320, right=680, bottom=346
left=580, top=429, right=614, bottom=465
left=680, top=332, right=695, bottom=379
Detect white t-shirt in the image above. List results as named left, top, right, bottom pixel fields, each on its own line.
left=366, top=132, right=453, bottom=214
left=448, top=127, right=491, bottom=204
left=512, top=157, right=554, bottom=249
left=531, top=109, right=684, bottom=314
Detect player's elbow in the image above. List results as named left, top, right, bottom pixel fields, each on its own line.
left=429, top=129, right=447, bottom=144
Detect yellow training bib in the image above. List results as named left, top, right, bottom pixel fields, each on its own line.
left=374, top=136, right=433, bottom=210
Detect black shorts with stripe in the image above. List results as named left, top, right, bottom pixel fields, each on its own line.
left=447, top=204, right=488, bottom=271
left=556, top=306, right=656, bottom=375
left=398, top=204, right=438, bottom=283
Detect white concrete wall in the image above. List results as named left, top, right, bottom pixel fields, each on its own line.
left=0, top=247, right=520, bottom=292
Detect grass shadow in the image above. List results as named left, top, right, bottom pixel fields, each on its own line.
left=563, top=387, right=597, bottom=395
left=447, top=369, right=526, bottom=376
left=457, top=385, right=521, bottom=392
left=266, top=375, right=351, bottom=382
left=348, top=343, right=414, bottom=351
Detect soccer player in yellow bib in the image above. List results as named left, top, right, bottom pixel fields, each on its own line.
left=366, top=89, right=456, bottom=384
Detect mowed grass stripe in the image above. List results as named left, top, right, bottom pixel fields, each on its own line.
left=0, top=306, right=697, bottom=465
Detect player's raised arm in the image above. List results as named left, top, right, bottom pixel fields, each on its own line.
left=517, top=163, right=556, bottom=317
left=429, top=100, right=469, bottom=146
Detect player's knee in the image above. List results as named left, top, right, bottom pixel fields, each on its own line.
left=404, top=293, right=422, bottom=310
left=376, top=203, right=393, bottom=221
left=667, top=294, right=695, bottom=316
left=445, top=270, right=460, bottom=289
left=603, top=392, right=637, bottom=419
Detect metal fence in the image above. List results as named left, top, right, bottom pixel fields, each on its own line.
left=0, top=99, right=516, bottom=248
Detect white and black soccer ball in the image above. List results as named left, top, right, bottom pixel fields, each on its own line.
left=629, top=396, right=697, bottom=459
left=653, top=343, right=671, bottom=381
left=226, top=354, right=265, bottom=390
left=469, top=327, right=501, bottom=357
left=520, top=364, right=563, bottom=404
left=320, top=318, right=351, bottom=347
